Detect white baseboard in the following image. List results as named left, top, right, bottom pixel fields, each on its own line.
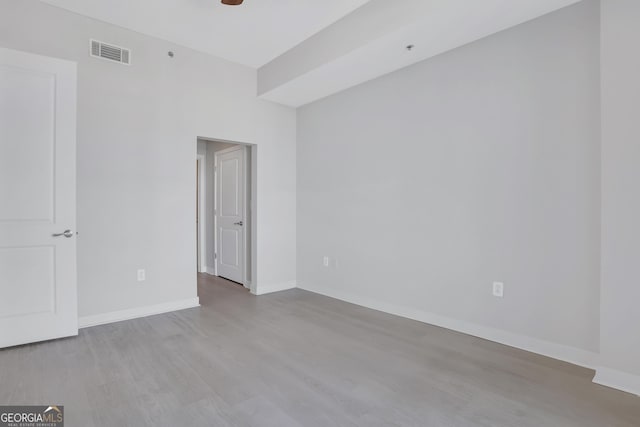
left=200, top=266, right=216, bottom=275
left=297, top=282, right=598, bottom=370
left=593, top=367, right=640, bottom=396
left=253, top=281, right=297, bottom=296
left=79, top=298, right=201, bottom=328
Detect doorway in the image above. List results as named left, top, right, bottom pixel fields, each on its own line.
left=196, top=138, right=255, bottom=292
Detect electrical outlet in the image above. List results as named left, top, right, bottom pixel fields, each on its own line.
left=493, top=282, right=504, bottom=298
left=137, top=269, right=146, bottom=282
left=323, top=256, right=329, bottom=267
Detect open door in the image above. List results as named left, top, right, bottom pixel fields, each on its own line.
left=196, top=158, right=200, bottom=272
left=0, top=48, right=78, bottom=348
left=215, top=146, right=245, bottom=284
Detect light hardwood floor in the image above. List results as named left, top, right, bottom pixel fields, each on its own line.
left=1, top=274, right=639, bottom=426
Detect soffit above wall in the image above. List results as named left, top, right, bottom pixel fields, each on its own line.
left=258, top=0, right=583, bottom=107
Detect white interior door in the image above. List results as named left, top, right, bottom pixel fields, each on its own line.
left=215, top=147, right=244, bottom=284
left=0, top=48, right=78, bottom=348
left=196, top=158, right=200, bottom=272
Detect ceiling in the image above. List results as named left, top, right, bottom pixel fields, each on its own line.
left=40, top=0, right=371, bottom=67
left=257, top=0, right=583, bottom=107
left=41, top=0, right=583, bottom=107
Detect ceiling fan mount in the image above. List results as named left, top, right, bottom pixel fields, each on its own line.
left=221, top=0, right=244, bottom=5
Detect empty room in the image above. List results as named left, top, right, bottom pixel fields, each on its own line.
left=1, top=0, right=639, bottom=426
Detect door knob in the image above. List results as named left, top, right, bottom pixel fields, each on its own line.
left=234, top=221, right=243, bottom=226
left=52, top=229, right=74, bottom=238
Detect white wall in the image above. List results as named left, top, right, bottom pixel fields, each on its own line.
left=298, top=1, right=601, bottom=355
left=197, top=141, right=208, bottom=156
left=0, top=0, right=296, bottom=316
left=600, top=0, right=640, bottom=379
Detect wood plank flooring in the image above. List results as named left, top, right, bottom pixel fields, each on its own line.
left=1, top=274, right=639, bottom=426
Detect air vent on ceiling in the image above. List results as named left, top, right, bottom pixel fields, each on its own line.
left=89, top=39, right=131, bottom=65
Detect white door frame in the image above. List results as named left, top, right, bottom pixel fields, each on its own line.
left=196, top=154, right=206, bottom=273
left=214, top=145, right=249, bottom=287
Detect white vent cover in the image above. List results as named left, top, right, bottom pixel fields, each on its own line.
left=89, top=39, right=131, bottom=65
